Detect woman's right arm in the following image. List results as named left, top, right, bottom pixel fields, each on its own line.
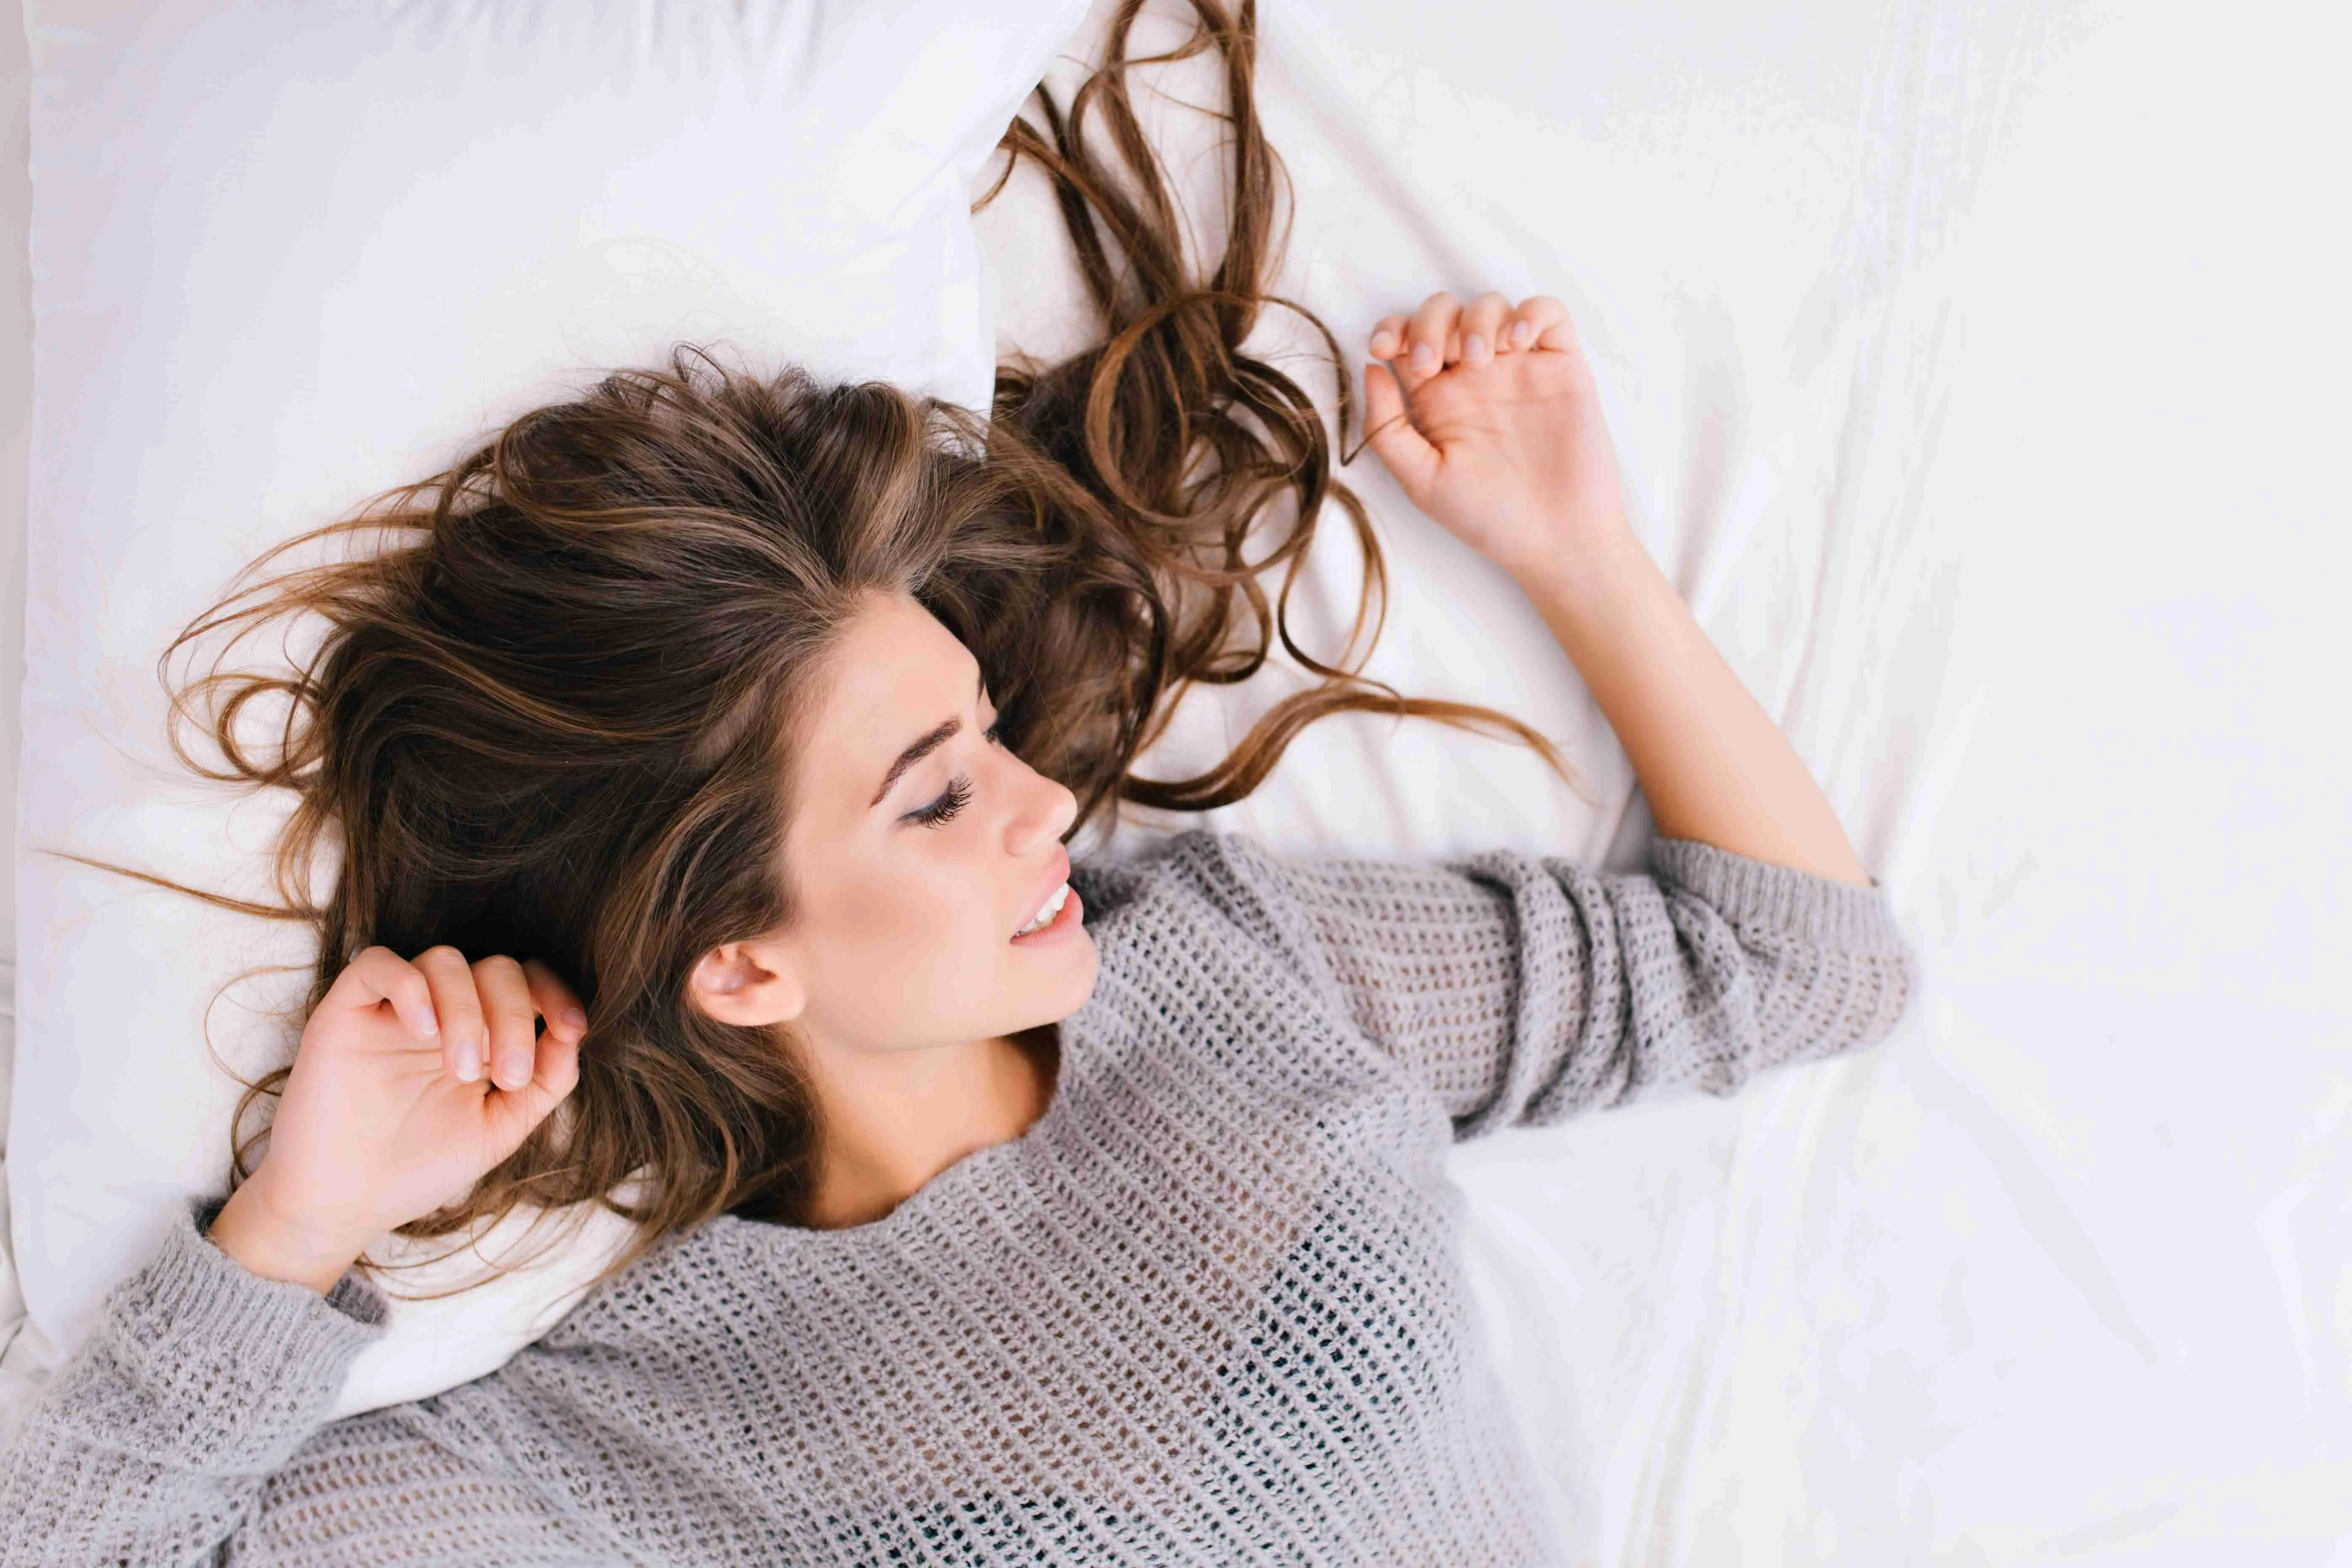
left=0, top=1197, right=607, bottom=1565
left=0, top=944, right=593, bottom=1565
left=1, top=1198, right=388, bottom=1564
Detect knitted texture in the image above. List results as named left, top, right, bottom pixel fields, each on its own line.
left=0, top=829, right=1917, bottom=1565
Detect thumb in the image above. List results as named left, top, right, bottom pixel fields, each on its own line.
left=1360, top=361, right=1440, bottom=499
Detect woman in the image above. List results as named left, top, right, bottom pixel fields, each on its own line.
left=0, top=3, right=1915, bottom=1563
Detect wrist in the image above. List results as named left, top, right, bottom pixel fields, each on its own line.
left=208, top=1176, right=370, bottom=1297
left=1506, top=513, right=1655, bottom=618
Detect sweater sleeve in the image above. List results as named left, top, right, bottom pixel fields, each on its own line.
left=0, top=1197, right=614, bottom=1567
left=1205, top=830, right=1919, bottom=1139
left=0, top=1194, right=391, bottom=1565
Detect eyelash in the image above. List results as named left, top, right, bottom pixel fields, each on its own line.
left=909, top=715, right=1007, bottom=828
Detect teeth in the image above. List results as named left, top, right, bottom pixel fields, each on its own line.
left=1014, top=882, right=1070, bottom=937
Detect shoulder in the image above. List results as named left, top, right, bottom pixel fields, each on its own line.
left=1075, top=826, right=1525, bottom=927
left=1067, top=826, right=1286, bottom=926
left=1067, top=828, right=1341, bottom=987
left=1060, top=829, right=1408, bottom=1109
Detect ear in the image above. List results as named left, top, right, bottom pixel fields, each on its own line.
left=687, top=936, right=808, bottom=1028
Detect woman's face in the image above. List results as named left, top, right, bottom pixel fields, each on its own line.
left=689, top=589, right=1098, bottom=1055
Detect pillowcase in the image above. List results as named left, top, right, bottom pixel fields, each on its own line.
left=7, top=0, right=1088, bottom=1421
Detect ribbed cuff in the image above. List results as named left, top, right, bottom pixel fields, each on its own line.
left=1650, top=837, right=1908, bottom=952
left=96, top=1196, right=392, bottom=1453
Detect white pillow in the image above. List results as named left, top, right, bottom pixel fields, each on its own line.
left=8, top=0, right=1089, bottom=1421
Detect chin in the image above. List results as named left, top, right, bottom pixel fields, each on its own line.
left=1042, top=937, right=1101, bottom=1013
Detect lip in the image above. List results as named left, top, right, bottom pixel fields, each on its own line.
left=1010, top=882, right=1082, bottom=945
left=1010, top=849, right=1074, bottom=940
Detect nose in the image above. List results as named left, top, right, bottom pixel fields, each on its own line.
left=1004, top=757, right=1079, bottom=855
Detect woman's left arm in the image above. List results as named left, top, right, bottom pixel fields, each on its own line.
left=1196, top=827, right=1912, bottom=1140
left=1202, top=288, right=1916, bottom=1136
left=1361, top=290, right=1873, bottom=887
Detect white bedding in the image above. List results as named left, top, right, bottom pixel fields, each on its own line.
left=8, top=0, right=2350, bottom=1562
left=1, top=0, right=33, bottom=1457
left=998, top=0, right=2352, bottom=1560
left=3, top=0, right=1093, bottom=1421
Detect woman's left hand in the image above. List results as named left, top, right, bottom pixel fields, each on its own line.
left=1360, top=290, right=1630, bottom=585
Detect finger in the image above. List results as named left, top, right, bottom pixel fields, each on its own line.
left=1361, top=361, right=1440, bottom=499
left=471, top=955, right=540, bottom=1093
left=1504, top=294, right=1574, bottom=352
left=520, top=957, right=591, bottom=1043
left=479, top=1007, right=583, bottom=1155
left=414, top=946, right=487, bottom=1084
left=1459, top=291, right=1511, bottom=366
left=1399, top=292, right=1459, bottom=391
left=1366, top=314, right=1410, bottom=361
left=327, top=946, right=439, bottom=1042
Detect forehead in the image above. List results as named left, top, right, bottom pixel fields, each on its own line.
left=799, top=594, right=980, bottom=801
left=826, top=593, right=970, bottom=702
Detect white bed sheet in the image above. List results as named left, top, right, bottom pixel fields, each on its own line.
left=1, top=0, right=34, bottom=1448
left=992, top=0, right=2352, bottom=1562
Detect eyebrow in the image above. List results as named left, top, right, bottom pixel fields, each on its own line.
left=869, top=667, right=988, bottom=809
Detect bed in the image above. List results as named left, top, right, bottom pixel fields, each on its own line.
left=5, top=0, right=2347, bottom=1561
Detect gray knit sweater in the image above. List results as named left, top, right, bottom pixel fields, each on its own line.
left=0, top=828, right=1916, bottom=1565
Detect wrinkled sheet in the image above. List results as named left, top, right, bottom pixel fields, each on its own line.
left=983, top=0, right=2352, bottom=1561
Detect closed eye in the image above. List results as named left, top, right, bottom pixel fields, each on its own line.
left=906, top=713, right=1008, bottom=828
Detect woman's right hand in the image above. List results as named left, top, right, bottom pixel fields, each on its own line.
left=206, top=946, right=589, bottom=1295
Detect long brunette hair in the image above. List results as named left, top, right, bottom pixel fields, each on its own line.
left=64, top=0, right=1572, bottom=1294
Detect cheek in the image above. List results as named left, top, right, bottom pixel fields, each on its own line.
left=807, top=860, right=1011, bottom=1031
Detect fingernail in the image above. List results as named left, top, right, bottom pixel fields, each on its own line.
left=1512, top=320, right=1534, bottom=347
left=563, top=1005, right=587, bottom=1030
left=1409, top=342, right=1435, bottom=371
left=409, top=1007, right=438, bottom=1038
left=498, top=1052, right=530, bottom=1090
left=455, top=1036, right=481, bottom=1082
left=1465, top=332, right=1489, bottom=363
left=1370, top=331, right=1395, bottom=355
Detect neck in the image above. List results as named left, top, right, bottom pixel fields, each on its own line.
left=799, top=1025, right=1057, bottom=1230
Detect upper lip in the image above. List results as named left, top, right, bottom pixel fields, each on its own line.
left=1014, top=849, right=1073, bottom=935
